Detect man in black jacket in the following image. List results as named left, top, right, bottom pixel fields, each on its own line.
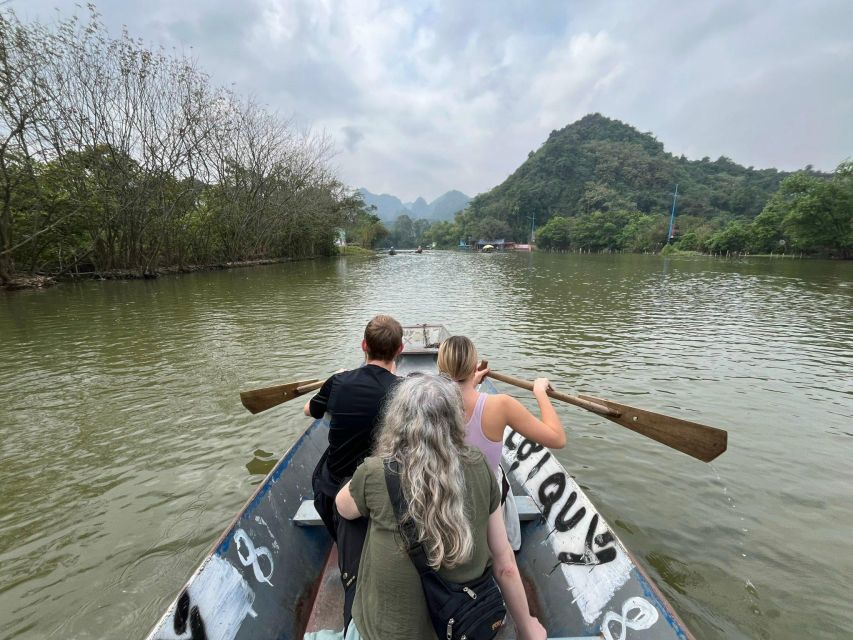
left=304, top=314, right=403, bottom=627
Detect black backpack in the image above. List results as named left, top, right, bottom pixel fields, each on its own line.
left=384, top=460, right=507, bottom=640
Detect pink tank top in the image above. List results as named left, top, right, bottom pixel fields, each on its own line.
left=465, top=393, right=502, bottom=472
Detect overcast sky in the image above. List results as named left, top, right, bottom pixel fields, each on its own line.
left=15, top=0, right=853, bottom=202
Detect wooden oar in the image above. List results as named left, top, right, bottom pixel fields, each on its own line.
left=485, top=370, right=727, bottom=463
left=240, top=378, right=325, bottom=415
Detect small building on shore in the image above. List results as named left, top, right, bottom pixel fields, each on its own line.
left=475, top=239, right=515, bottom=251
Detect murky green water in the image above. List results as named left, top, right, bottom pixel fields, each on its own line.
left=1, top=252, right=851, bottom=639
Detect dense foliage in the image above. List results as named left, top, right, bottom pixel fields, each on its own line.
left=0, top=8, right=362, bottom=285
left=339, top=208, right=388, bottom=249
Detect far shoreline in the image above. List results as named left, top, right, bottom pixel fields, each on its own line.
left=4, top=248, right=846, bottom=292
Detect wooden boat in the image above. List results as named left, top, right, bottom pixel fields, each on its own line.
left=146, top=324, right=693, bottom=640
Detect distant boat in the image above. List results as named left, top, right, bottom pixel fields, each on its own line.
left=482, top=244, right=495, bottom=253
left=388, top=248, right=396, bottom=255
left=415, top=246, right=423, bottom=254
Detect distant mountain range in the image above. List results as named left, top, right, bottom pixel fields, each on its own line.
left=358, top=188, right=470, bottom=223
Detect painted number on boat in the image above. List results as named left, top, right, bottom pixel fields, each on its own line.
left=234, top=528, right=275, bottom=586
left=602, top=597, right=659, bottom=640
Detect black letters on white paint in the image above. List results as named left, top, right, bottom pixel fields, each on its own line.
left=555, top=490, right=586, bottom=532
left=557, top=513, right=617, bottom=566
left=173, top=589, right=208, bottom=640
left=537, top=472, right=566, bottom=519
left=506, top=431, right=617, bottom=568
left=508, top=438, right=544, bottom=474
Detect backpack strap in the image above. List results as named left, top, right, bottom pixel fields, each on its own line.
left=383, top=459, right=433, bottom=576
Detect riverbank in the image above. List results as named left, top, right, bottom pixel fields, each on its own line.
left=1, top=246, right=388, bottom=292
left=0, top=257, right=323, bottom=292
left=337, top=245, right=375, bottom=257
left=660, top=245, right=810, bottom=259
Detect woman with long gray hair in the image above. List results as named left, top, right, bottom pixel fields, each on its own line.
left=335, top=374, right=546, bottom=640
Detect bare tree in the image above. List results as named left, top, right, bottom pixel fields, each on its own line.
left=0, top=5, right=358, bottom=284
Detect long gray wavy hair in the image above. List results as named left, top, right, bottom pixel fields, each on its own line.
left=374, top=373, right=480, bottom=569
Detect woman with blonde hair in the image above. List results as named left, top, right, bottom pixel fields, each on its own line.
left=438, top=336, right=565, bottom=550
left=438, top=335, right=566, bottom=471
left=335, top=374, right=546, bottom=640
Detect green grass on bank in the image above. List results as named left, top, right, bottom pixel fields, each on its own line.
left=338, top=245, right=375, bottom=257
left=659, top=245, right=704, bottom=256
left=660, top=244, right=808, bottom=258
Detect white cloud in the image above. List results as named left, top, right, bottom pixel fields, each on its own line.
left=528, top=31, right=627, bottom=129
left=13, top=0, right=853, bottom=201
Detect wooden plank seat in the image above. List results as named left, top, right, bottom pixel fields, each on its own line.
left=294, top=495, right=541, bottom=526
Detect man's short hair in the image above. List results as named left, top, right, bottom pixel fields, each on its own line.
left=364, top=315, right=403, bottom=362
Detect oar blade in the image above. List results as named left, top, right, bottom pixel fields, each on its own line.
left=240, top=378, right=322, bottom=414
left=578, top=394, right=728, bottom=463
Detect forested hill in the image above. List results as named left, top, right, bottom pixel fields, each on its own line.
left=465, top=113, right=818, bottom=239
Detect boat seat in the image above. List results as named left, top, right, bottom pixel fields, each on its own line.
left=294, top=496, right=541, bottom=526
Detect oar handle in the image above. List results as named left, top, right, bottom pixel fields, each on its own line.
left=487, top=370, right=620, bottom=417
left=296, top=380, right=325, bottom=394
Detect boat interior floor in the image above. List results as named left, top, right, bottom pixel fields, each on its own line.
left=304, top=547, right=522, bottom=639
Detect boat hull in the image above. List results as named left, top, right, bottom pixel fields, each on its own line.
left=146, top=417, right=333, bottom=640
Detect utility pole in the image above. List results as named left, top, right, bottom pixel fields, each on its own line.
left=667, top=184, right=679, bottom=243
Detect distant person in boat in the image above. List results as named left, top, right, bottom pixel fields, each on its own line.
left=335, top=374, right=547, bottom=640
left=304, top=314, right=403, bottom=629
left=438, top=335, right=565, bottom=549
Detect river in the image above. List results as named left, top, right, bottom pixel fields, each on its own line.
left=1, top=251, right=851, bottom=639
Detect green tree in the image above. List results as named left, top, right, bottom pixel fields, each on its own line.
left=0, top=8, right=354, bottom=284
left=706, top=221, right=751, bottom=253
left=421, top=220, right=459, bottom=248
left=578, top=181, right=636, bottom=214
left=748, top=201, right=788, bottom=253
left=775, top=165, right=853, bottom=257
left=390, top=214, right=415, bottom=247
left=344, top=207, right=388, bottom=248
left=570, top=210, right=632, bottom=251
left=535, top=216, right=573, bottom=250
left=619, top=213, right=668, bottom=252
left=674, top=231, right=699, bottom=251
left=472, top=216, right=512, bottom=240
